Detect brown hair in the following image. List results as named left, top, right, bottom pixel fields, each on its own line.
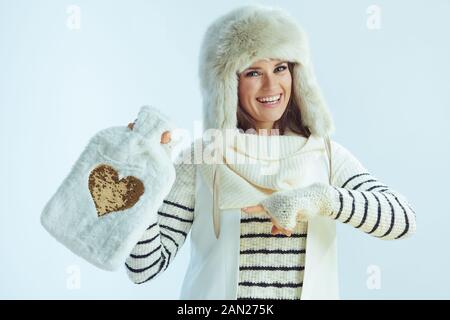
left=236, top=62, right=311, bottom=137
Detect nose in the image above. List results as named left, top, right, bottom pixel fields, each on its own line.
left=261, top=73, right=278, bottom=91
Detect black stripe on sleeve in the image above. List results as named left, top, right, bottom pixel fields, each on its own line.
left=163, top=200, right=194, bottom=212
left=158, top=211, right=194, bottom=223
left=333, top=187, right=344, bottom=220
left=160, top=245, right=171, bottom=271
left=367, top=193, right=382, bottom=235
left=160, top=224, right=188, bottom=238
left=130, top=244, right=161, bottom=259
left=385, top=191, right=410, bottom=239
left=342, top=173, right=370, bottom=188
left=146, top=222, right=158, bottom=230
left=135, top=256, right=166, bottom=285
left=378, top=192, right=395, bottom=238
left=343, top=190, right=356, bottom=223
left=367, top=185, right=389, bottom=192
left=355, top=192, right=369, bottom=228
left=125, top=256, right=162, bottom=273
left=161, top=231, right=180, bottom=255
left=353, top=179, right=378, bottom=190
left=137, top=233, right=159, bottom=245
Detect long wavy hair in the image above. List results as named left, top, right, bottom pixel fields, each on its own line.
left=236, top=62, right=311, bottom=137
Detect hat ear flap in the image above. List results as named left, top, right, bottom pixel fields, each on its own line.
left=222, top=74, right=239, bottom=130
left=204, top=73, right=240, bottom=131
left=292, top=62, right=335, bottom=137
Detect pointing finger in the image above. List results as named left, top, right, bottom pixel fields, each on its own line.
left=242, top=205, right=267, bottom=214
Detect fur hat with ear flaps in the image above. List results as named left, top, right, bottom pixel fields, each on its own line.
left=197, top=4, right=335, bottom=239
left=198, top=4, right=335, bottom=136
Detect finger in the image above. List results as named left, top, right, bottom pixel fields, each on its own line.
left=270, top=218, right=293, bottom=236
left=271, top=225, right=279, bottom=235
left=242, top=205, right=267, bottom=214
left=270, top=217, right=285, bottom=230
left=271, top=225, right=293, bottom=237
left=161, top=130, right=171, bottom=144
left=271, top=225, right=285, bottom=235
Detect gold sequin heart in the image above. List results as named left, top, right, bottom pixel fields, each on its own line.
left=88, top=164, right=144, bottom=217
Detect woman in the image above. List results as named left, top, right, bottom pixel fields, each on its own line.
left=125, top=5, right=416, bottom=300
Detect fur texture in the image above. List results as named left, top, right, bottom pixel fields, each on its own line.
left=40, top=106, right=177, bottom=271
left=198, top=4, right=335, bottom=137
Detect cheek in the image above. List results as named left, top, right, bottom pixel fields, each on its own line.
left=282, top=75, right=292, bottom=94
left=238, top=80, right=258, bottom=105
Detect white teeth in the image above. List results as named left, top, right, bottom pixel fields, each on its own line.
left=257, top=94, right=281, bottom=103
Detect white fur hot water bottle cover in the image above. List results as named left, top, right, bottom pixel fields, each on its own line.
left=41, top=106, right=178, bottom=271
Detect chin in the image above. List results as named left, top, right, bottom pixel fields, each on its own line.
left=258, top=107, right=287, bottom=121
left=259, top=114, right=283, bottom=122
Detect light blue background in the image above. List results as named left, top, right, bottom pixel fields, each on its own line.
left=1, top=0, right=449, bottom=299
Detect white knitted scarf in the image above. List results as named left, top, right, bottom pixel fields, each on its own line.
left=196, top=129, right=332, bottom=236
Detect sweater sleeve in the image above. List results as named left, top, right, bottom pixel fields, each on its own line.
left=326, top=140, right=417, bottom=240
left=125, top=147, right=196, bottom=284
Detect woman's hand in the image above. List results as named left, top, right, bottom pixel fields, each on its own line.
left=242, top=205, right=294, bottom=236
left=128, top=121, right=171, bottom=144
left=242, top=183, right=335, bottom=237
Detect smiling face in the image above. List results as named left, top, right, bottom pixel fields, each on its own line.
left=238, top=58, right=292, bottom=133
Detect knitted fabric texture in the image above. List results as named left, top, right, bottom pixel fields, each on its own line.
left=259, top=182, right=335, bottom=231
left=125, top=140, right=416, bottom=298
left=198, top=129, right=322, bottom=211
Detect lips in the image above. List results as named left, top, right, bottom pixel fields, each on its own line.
left=256, top=93, right=282, bottom=107
left=256, top=93, right=282, bottom=103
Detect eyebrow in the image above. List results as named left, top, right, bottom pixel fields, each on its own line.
left=245, top=61, right=288, bottom=71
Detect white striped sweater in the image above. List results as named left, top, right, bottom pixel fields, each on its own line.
left=125, top=140, right=416, bottom=299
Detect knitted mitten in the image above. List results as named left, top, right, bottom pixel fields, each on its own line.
left=259, top=182, right=335, bottom=231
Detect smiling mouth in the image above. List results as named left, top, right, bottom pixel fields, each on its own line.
left=256, top=93, right=282, bottom=105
